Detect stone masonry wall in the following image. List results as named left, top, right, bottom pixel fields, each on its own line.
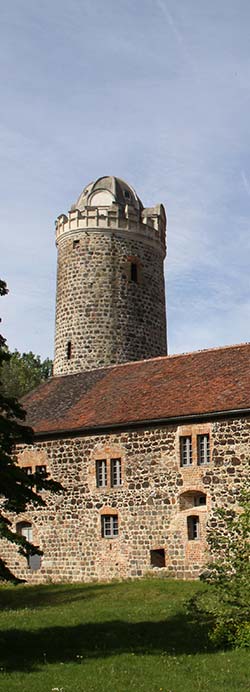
left=54, top=230, right=167, bottom=375
left=1, top=416, right=249, bottom=583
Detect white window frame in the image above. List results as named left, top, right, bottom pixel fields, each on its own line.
left=110, top=458, right=122, bottom=487
left=101, top=514, right=118, bottom=538
left=96, top=459, right=107, bottom=487
left=180, top=436, right=192, bottom=466
left=197, top=434, right=210, bottom=465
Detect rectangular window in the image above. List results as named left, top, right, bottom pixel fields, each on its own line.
left=130, top=262, right=138, bottom=283
left=101, top=514, right=118, bottom=538
left=96, top=459, right=107, bottom=487
left=180, top=436, right=192, bottom=466
left=23, top=466, right=32, bottom=475
left=197, top=434, right=210, bottom=465
left=110, top=458, right=122, bottom=487
left=35, top=465, right=47, bottom=475
left=187, top=516, right=199, bottom=540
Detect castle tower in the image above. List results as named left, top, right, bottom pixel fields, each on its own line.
left=53, top=176, right=167, bottom=375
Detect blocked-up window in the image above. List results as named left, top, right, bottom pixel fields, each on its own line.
left=110, top=458, right=122, bottom=487
left=101, top=514, right=118, bottom=538
left=96, top=459, right=107, bottom=487
left=187, top=516, right=199, bottom=540
left=180, top=436, right=192, bottom=466
left=197, top=434, right=210, bottom=465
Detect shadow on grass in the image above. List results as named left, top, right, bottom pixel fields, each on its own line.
left=0, top=614, right=212, bottom=672
left=0, top=582, right=113, bottom=611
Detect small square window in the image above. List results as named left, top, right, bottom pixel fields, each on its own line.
left=35, top=465, right=47, bottom=475
left=23, top=466, right=32, bottom=475
left=187, top=516, right=199, bottom=540
left=150, top=548, right=165, bottom=568
left=101, top=514, right=118, bottom=538
left=197, top=434, right=210, bottom=465
left=110, top=458, right=122, bottom=487
left=180, top=436, right=192, bottom=466
left=96, top=460, right=107, bottom=487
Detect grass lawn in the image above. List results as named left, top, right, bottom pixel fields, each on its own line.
left=0, top=579, right=249, bottom=692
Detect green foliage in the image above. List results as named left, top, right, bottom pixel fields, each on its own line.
left=0, top=348, right=53, bottom=399
left=187, top=486, right=250, bottom=648
left=0, top=281, right=62, bottom=581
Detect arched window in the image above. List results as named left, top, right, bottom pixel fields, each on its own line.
left=179, top=491, right=206, bottom=511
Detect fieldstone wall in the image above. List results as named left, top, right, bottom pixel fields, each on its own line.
left=54, top=216, right=167, bottom=375
left=1, top=416, right=249, bottom=583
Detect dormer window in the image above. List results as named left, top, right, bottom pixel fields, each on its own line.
left=124, top=190, right=131, bottom=200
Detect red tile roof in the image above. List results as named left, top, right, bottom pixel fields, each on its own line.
left=22, top=342, right=250, bottom=436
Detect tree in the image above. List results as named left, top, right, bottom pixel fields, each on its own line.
left=0, top=280, right=62, bottom=581
left=187, top=486, right=250, bottom=648
left=0, top=349, right=53, bottom=399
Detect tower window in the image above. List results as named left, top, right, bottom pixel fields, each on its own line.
left=180, top=436, right=192, bottom=466
left=130, top=263, right=138, bottom=283
left=66, top=341, right=72, bottom=360
left=111, top=458, right=122, bottom=487
left=187, top=516, right=199, bottom=540
left=101, top=514, right=118, bottom=538
left=73, top=239, right=80, bottom=249
left=96, top=459, right=107, bottom=487
left=197, top=434, right=210, bottom=465
left=124, top=190, right=131, bottom=200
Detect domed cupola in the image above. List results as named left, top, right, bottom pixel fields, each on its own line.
left=72, top=176, right=143, bottom=212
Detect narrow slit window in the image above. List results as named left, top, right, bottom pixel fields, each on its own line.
left=180, top=436, right=192, bottom=466
left=66, top=341, right=72, bottom=360
left=197, top=434, right=210, bottom=465
left=111, top=458, right=122, bottom=487
left=96, top=460, right=107, bottom=488
left=187, top=516, right=199, bottom=540
left=130, top=262, right=138, bottom=283
left=101, top=514, right=118, bottom=538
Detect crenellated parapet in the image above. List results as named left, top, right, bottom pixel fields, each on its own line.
left=55, top=202, right=166, bottom=256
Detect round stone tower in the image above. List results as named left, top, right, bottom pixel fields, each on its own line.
left=53, top=176, right=167, bottom=375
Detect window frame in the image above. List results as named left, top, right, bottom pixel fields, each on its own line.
left=180, top=436, right=192, bottom=467
left=197, top=434, right=210, bottom=465
left=187, top=515, right=200, bottom=540
left=96, top=459, right=107, bottom=488
left=101, top=514, right=118, bottom=538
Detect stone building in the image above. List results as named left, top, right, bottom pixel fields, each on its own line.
left=1, top=176, right=249, bottom=582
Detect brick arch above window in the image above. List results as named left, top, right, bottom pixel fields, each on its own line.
left=88, top=444, right=126, bottom=492
left=179, top=490, right=207, bottom=511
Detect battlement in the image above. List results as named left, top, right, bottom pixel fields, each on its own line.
left=55, top=203, right=166, bottom=256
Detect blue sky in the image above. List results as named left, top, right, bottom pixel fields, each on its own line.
left=1, top=0, right=250, bottom=360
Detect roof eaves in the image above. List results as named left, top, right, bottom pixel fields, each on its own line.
left=32, top=406, right=250, bottom=440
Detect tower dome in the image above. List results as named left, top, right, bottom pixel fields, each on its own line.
left=54, top=176, right=167, bottom=375
left=72, top=176, right=143, bottom=212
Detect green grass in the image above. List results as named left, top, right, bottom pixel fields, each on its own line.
left=0, top=579, right=249, bottom=692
